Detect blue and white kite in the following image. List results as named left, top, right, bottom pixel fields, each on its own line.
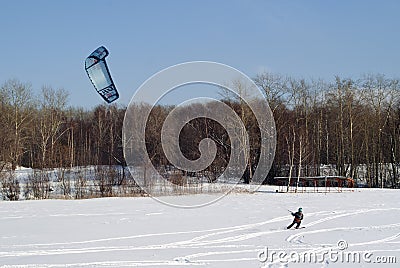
left=85, top=46, right=119, bottom=103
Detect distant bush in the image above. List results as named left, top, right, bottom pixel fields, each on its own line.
left=0, top=170, right=20, bottom=201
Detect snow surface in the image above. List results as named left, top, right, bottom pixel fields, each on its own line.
left=0, top=187, right=399, bottom=267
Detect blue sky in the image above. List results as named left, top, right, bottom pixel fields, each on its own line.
left=1, top=0, right=399, bottom=108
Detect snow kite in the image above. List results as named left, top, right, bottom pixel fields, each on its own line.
left=85, top=46, right=119, bottom=103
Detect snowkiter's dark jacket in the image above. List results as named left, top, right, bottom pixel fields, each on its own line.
left=292, top=211, right=303, bottom=223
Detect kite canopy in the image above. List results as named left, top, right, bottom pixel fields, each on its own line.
left=85, top=46, right=119, bottom=103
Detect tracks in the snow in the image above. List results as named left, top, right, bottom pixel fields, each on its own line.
left=1, top=207, right=399, bottom=267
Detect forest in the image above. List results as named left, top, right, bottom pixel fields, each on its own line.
left=0, top=72, right=399, bottom=200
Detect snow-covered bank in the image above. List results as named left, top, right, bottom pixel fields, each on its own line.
left=0, top=187, right=399, bottom=267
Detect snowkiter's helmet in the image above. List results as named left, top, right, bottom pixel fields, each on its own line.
left=298, top=208, right=302, bottom=212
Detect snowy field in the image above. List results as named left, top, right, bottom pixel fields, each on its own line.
left=0, top=187, right=399, bottom=267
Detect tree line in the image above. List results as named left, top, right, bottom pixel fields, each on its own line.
left=0, top=79, right=125, bottom=170
left=0, top=73, right=399, bottom=197
left=254, top=73, right=400, bottom=188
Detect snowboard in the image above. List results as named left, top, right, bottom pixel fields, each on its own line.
left=286, top=226, right=306, bottom=230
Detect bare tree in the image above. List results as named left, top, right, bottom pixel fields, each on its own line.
left=286, top=127, right=296, bottom=192
left=0, top=79, right=34, bottom=168
left=254, top=72, right=290, bottom=114
left=359, top=74, right=397, bottom=187
left=37, top=86, right=69, bottom=167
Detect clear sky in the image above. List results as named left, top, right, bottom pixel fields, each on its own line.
left=1, top=0, right=399, bottom=108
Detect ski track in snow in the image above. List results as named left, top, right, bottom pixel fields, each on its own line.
left=1, top=200, right=399, bottom=267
